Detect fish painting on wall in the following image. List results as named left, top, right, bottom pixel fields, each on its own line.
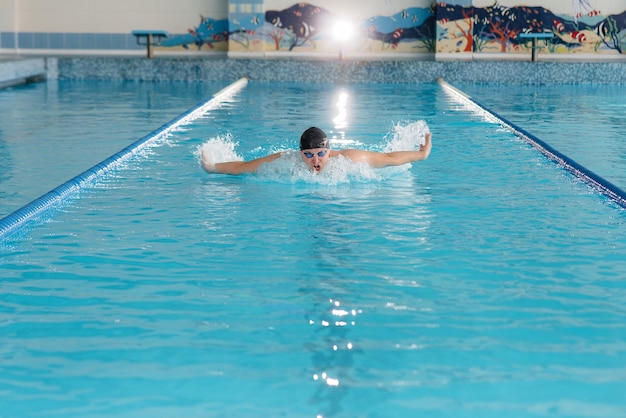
left=437, top=1, right=626, bottom=55
left=259, top=2, right=436, bottom=53
left=160, top=2, right=436, bottom=55
left=160, top=16, right=230, bottom=51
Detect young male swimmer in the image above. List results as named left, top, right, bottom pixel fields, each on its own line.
left=201, top=126, right=432, bottom=175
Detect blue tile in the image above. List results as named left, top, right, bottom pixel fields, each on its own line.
left=18, top=32, right=34, bottom=48
left=128, top=34, right=144, bottom=50
left=94, top=33, right=106, bottom=49
left=65, top=33, right=80, bottom=49
left=33, top=32, right=49, bottom=48
left=110, top=34, right=127, bottom=49
left=49, top=33, right=64, bottom=49
left=79, top=33, right=97, bottom=49
left=0, top=32, right=16, bottom=48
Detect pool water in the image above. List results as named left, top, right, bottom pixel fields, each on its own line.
left=1, top=81, right=626, bottom=417
left=455, top=83, right=626, bottom=192
left=0, top=80, right=222, bottom=218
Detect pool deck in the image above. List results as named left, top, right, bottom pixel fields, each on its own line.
left=1, top=55, right=626, bottom=86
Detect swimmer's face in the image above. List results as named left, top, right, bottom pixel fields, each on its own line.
left=301, top=148, right=330, bottom=173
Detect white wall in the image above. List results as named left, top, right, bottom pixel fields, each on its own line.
left=0, top=0, right=18, bottom=31
left=4, top=0, right=227, bottom=33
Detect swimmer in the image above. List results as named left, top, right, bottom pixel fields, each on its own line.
left=201, top=126, right=432, bottom=175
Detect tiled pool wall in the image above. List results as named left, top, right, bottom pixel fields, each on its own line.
left=0, top=57, right=49, bottom=88
left=1, top=57, right=626, bottom=85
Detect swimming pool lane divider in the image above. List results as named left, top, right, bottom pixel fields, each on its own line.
left=437, top=78, right=626, bottom=210
left=0, top=77, right=249, bottom=240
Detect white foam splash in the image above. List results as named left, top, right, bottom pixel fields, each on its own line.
left=195, top=134, right=242, bottom=171
left=383, top=120, right=430, bottom=152
left=255, top=152, right=384, bottom=185
left=197, top=120, right=429, bottom=184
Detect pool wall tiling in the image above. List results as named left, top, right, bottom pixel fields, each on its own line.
left=2, top=57, right=626, bottom=86
left=53, top=58, right=626, bottom=84
left=0, top=57, right=48, bottom=88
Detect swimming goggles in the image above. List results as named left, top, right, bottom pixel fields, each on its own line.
left=302, top=150, right=328, bottom=158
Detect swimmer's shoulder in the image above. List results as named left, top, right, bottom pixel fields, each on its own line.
left=333, top=148, right=371, bottom=163
left=332, top=149, right=358, bottom=157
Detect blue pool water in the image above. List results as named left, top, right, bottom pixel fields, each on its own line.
left=455, top=83, right=626, bottom=192
left=1, top=80, right=626, bottom=417
left=0, top=80, right=222, bottom=218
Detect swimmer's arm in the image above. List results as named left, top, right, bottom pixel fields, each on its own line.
left=202, top=151, right=283, bottom=175
left=339, top=132, right=432, bottom=168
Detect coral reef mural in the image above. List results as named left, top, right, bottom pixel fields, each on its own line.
left=157, top=1, right=436, bottom=55
left=153, top=1, right=625, bottom=57
left=360, top=7, right=436, bottom=53
left=231, top=2, right=437, bottom=54
left=437, top=1, right=626, bottom=55
left=160, top=16, right=230, bottom=51
left=229, top=1, right=265, bottom=53
left=264, top=3, right=332, bottom=51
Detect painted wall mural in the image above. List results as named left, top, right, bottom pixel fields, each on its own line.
left=438, top=0, right=626, bottom=55
left=157, top=1, right=436, bottom=55
left=153, top=1, right=625, bottom=57
left=250, top=3, right=436, bottom=54
left=160, top=16, right=230, bottom=51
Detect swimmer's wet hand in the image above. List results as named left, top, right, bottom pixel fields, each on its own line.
left=420, top=132, right=432, bottom=159
left=201, top=148, right=216, bottom=173
left=422, top=132, right=432, bottom=149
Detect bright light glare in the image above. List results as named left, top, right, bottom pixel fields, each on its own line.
left=333, top=91, right=349, bottom=129
left=333, top=20, right=353, bottom=41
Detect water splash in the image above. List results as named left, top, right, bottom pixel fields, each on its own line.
left=197, top=120, right=430, bottom=185
left=195, top=134, right=242, bottom=171
left=257, top=152, right=385, bottom=185
left=383, top=120, right=430, bottom=152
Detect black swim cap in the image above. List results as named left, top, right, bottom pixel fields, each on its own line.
left=300, top=127, right=329, bottom=150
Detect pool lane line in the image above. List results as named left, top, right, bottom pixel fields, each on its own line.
left=0, top=77, right=249, bottom=240
left=437, top=78, right=626, bottom=210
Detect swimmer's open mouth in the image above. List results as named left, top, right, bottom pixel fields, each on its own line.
left=313, top=164, right=321, bottom=172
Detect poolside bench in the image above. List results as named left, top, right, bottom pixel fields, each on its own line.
left=131, top=30, right=169, bottom=59
left=519, top=33, right=554, bottom=62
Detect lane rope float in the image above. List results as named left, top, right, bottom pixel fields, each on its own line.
left=437, top=77, right=626, bottom=209
left=0, top=77, right=249, bottom=239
